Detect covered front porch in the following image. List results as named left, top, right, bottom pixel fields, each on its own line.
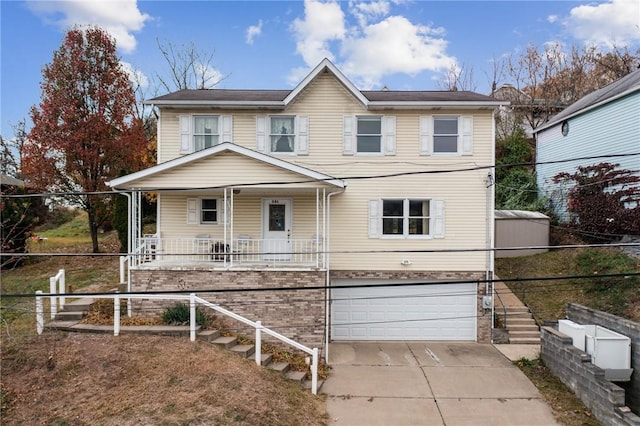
left=108, top=143, right=346, bottom=273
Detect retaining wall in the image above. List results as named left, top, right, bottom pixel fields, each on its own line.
left=540, top=303, right=640, bottom=426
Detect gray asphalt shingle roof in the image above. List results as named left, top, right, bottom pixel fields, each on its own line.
left=536, top=69, right=640, bottom=132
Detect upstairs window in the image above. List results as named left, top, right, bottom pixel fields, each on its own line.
left=194, top=116, right=219, bottom=151
left=179, top=115, right=232, bottom=154
left=270, top=116, right=295, bottom=153
left=433, top=117, right=458, bottom=153
left=357, top=116, right=382, bottom=153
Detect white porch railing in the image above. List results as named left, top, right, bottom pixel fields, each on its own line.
left=34, top=291, right=319, bottom=394
left=133, top=237, right=324, bottom=268
left=48, top=269, right=65, bottom=319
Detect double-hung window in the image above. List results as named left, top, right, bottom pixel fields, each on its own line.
left=343, top=115, right=396, bottom=155
left=193, top=116, right=219, bottom=152
left=381, top=199, right=430, bottom=237
left=369, top=198, right=444, bottom=239
left=180, top=114, right=232, bottom=154
left=433, top=117, right=458, bottom=153
left=256, top=115, right=308, bottom=155
left=420, top=115, right=473, bottom=156
left=270, top=116, right=295, bottom=153
left=186, top=197, right=219, bottom=225
left=200, top=198, right=218, bottom=224
left=357, top=116, right=382, bottom=153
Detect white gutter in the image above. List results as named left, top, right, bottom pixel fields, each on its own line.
left=324, top=187, right=346, bottom=363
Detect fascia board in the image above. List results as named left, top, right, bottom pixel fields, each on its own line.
left=284, top=58, right=369, bottom=107
left=107, top=143, right=345, bottom=189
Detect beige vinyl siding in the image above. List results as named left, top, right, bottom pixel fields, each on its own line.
left=158, top=193, right=322, bottom=241
left=125, top=151, right=326, bottom=189
left=154, top=73, right=496, bottom=272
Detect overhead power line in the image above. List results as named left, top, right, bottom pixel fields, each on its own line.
left=2, top=151, right=639, bottom=198
left=3, top=271, right=639, bottom=298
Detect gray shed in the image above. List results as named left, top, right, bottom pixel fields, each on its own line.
left=495, top=210, right=550, bottom=258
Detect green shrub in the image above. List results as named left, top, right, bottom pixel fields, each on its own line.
left=161, top=303, right=208, bottom=326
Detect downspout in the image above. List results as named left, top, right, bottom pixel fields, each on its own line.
left=324, top=186, right=345, bottom=364
left=488, top=109, right=497, bottom=339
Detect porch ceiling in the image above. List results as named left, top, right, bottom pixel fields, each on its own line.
left=108, top=142, right=345, bottom=191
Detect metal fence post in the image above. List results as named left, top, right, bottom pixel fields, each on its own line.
left=255, top=321, right=262, bottom=366
left=49, top=277, right=57, bottom=319
left=190, top=293, right=196, bottom=341
left=58, top=269, right=66, bottom=311
left=311, top=347, right=318, bottom=395
left=114, top=294, right=120, bottom=336
left=36, top=290, right=44, bottom=335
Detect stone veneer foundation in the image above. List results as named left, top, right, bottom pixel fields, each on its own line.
left=130, top=268, right=491, bottom=351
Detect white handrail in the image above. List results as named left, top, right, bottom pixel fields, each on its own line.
left=35, top=291, right=319, bottom=394
left=48, top=269, right=65, bottom=319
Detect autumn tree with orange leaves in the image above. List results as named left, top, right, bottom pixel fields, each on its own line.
left=23, top=26, right=147, bottom=253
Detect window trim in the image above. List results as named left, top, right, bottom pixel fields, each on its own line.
left=380, top=198, right=433, bottom=239
left=355, top=115, right=383, bottom=155
left=199, top=197, right=219, bottom=225
left=432, top=116, right=460, bottom=155
left=193, top=115, right=221, bottom=152
left=268, top=115, right=296, bottom=154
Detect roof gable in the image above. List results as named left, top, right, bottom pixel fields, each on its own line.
left=536, top=69, right=640, bottom=133
left=107, top=143, right=345, bottom=190
left=145, top=58, right=505, bottom=110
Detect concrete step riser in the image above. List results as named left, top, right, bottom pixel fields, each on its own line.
left=55, top=312, right=84, bottom=321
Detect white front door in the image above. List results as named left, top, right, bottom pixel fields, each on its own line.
left=262, top=198, right=292, bottom=260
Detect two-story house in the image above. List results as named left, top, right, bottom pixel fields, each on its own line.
left=108, top=59, right=505, bottom=351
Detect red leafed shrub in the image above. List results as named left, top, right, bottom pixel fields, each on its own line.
left=553, top=162, right=640, bottom=240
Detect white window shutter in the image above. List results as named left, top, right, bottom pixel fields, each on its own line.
left=383, top=116, right=396, bottom=155
left=343, top=115, right=354, bottom=155
left=179, top=115, right=192, bottom=154
left=187, top=198, right=198, bottom=224
left=432, top=199, right=445, bottom=238
left=461, top=116, right=473, bottom=155
left=419, top=115, right=433, bottom=155
left=368, top=200, right=381, bottom=238
left=297, top=115, right=309, bottom=155
left=256, top=115, right=266, bottom=152
left=221, top=115, right=233, bottom=144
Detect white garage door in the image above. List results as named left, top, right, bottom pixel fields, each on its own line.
left=331, top=281, right=477, bottom=341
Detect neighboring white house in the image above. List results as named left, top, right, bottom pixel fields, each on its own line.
left=535, top=70, right=640, bottom=221
left=108, top=59, right=506, bottom=350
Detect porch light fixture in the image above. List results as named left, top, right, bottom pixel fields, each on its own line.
left=400, top=259, right=412, bottom=266
left=233, top=189, right=241, bottom=195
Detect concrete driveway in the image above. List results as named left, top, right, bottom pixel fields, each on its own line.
left=323, top=342, right=558, bottom=426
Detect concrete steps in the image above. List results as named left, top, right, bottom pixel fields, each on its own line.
left=196, top=330, right=319, bottom=391
left=494, top=281, right=541, bottom=345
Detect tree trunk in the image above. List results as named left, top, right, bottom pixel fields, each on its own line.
left=86, top=203, right=100, bottom=253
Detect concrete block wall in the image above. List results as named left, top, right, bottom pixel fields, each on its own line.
left=541, top=304, right=640, bottom=426
left=565, top=303, right=640, bottom=415
left=131, top=270, right=326, bottom=349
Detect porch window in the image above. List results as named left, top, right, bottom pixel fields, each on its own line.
left=201, top=198, right=218, bottom=224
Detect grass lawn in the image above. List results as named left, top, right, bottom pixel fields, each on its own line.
left=1, top=212, right=327, bottom=425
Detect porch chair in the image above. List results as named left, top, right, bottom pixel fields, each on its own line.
left=193, top=234, right=211, bottom=261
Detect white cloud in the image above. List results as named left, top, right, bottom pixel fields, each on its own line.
left=349, top=0, right=390, bottom=27
left=547, top=15, right=558, bottom=24
left=26, top=0, right=150, bottom=53
left=562, top=0, right=640, bottom=47
left=246, top=20, right=263, bottom=45
left=291, top=0, right=346, bottom=66
left=120, top=61, right=148, bottom=89
left=290, top=0, right=456, bottom=89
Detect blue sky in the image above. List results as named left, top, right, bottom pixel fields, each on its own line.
left=2, top=0, right=639, bottom=137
